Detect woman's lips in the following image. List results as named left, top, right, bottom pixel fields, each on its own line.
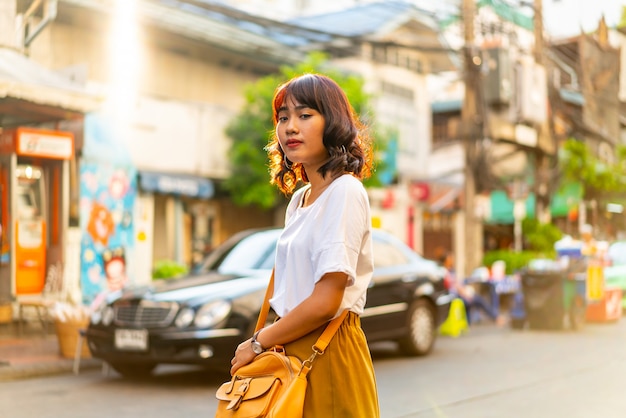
left=285, top=140, right=302, bottom=148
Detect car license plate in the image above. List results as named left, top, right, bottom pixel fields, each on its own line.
left=114, top=329, right=149, bottom=351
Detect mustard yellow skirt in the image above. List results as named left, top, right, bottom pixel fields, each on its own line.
left=283, top=312, right=380, bottom=418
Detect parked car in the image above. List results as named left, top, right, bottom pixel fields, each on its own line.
left=86, top=228, right=452, bottom=377
left=605, top=240, right=626, bottom=310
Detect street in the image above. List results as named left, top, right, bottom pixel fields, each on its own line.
left=1, top=320, right=626, bottom=418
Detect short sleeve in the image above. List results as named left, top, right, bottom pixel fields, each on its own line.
left=310, top=176, right=369, bottom=286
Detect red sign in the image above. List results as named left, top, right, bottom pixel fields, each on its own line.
left=410, top=182, right=430, bottom=202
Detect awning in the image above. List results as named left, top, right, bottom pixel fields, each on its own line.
left=488, top=190, right=536, bottom=224
left=550, top=182, right=583, bottom=217
left=0, top=48, right=103, bottom=126
left=417, top=182, right=462, bottom=213
left=429, top=184, right=462, bottom=212
left=139, top=171, right=215, bottom=199
left=487, top=182, right=583, bottom=224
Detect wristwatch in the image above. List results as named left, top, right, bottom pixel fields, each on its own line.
left=251, top=330, right=265, bottom=354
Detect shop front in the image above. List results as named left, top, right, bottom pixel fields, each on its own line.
left=0, top=48, right=101, bottom=315
left=0, top=127, right=74, bottom=297
left=138, top=170, right=216, bottom=274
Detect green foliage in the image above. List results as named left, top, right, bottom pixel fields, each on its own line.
left=364, top=125, right=395, bottom=188
left=224, top=52, right=391, bottom=209
left=559, top=139, right=626, bottom=200
left=152, top=260, right=188, bottom=280
left=522, top=218, right=562, bottom=255
left=620, top=6, right=626, bottom=28
left=482, top=250, right=540, bottom=275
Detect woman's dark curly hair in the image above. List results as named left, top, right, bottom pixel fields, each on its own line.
left=267, top=73, right=373, bottom=196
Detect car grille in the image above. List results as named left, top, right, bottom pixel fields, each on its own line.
left=114, top=301, right=178, bottom=327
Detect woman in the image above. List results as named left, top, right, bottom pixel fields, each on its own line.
left=230, top=73, right=380, bottom=417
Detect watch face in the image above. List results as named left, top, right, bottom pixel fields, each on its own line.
left=251, top=341, right=264, bottom=354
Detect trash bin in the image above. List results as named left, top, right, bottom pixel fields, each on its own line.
left=522, top=271, right=564, bottom=330
left=521, top=270, right=586, bottom=331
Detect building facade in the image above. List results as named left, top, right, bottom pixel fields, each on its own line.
left=1, top=0, right=453, bottom=307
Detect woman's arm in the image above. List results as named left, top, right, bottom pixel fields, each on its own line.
left=230, top=272, right=348, bottom=374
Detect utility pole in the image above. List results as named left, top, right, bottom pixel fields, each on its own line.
left=533, top=0, right=552, bottom=225
left=460, top=0, right=482, bottom=278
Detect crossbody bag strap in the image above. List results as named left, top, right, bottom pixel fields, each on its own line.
left=254, top=269, right=275, bottom=333
left=312, top=309, right=349, bottom=354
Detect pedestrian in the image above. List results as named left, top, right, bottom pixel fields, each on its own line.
left=440, top=252, right=503, bottom=325
left=230, top=73, right=380, bottom=417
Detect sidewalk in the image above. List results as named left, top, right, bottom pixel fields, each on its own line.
left=0, top=321, right=103, bottom=381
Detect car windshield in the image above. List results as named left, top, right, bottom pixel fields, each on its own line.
left=194, top=228, right=438, bottom=277
left=198, top=229, right=279, bottom=274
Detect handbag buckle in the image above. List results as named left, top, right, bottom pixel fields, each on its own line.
left=226, top=378, right=252, bottom=411
left=302, top=346, right=323, bottom=368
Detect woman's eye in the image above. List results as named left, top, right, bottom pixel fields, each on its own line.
left=278, top=116, right=288, bottom=122
left=300, top=114, right=311, bottom=119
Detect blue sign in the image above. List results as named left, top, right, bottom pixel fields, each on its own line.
left=139, top=171, right=214, bottom=199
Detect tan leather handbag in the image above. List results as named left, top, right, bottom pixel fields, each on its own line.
left=214, top=270, right=347, bottom=418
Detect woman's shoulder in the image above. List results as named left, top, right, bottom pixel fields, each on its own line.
left=331, top=174, right=365, bottom=193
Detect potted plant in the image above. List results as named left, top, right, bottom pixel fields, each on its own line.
left=49, top=302, right=92, bottom=359
left=152, top=259, right=189, bottom=280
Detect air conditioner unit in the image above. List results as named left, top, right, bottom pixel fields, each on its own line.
left=514, top=56, right=548, bottom=125
left=483, top=48, right=512, bottom=105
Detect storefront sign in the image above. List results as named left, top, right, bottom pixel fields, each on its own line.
left=139, top=171, right=214, bottom=199
left=15, top=128, right=74, bottom=160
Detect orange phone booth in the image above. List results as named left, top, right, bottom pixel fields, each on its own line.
left=0, top=127, right=74, bottom=297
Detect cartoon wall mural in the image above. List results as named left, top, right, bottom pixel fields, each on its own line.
left=80, top=163, right=136, bottom=303
left=80, top=113, right=137, bottom=304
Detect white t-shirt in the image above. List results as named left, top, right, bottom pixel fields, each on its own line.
left=270, top=174, right=374, bottom=318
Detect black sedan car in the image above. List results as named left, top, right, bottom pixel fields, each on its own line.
left=86, top=228, right=452, bottom=377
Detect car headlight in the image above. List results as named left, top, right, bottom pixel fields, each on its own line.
left=90, top=310, right=102, bottom=325
left=101, top=306, right=115, bottom=326
left=194, top=300, right=231, bottom=328
left=175, top=307, right=195, bottom=328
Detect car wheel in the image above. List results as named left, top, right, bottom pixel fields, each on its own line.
left=398, top=299, right=435, bottom=356
left=108, top=362, right=157, bottom=378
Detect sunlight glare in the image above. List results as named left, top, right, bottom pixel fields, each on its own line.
left=106, top=0, right=142, bottom=121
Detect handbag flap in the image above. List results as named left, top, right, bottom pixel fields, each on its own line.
left=216, top=376, right=281, bottom=402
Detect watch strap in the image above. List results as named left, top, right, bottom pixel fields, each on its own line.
left=252, top=330, right=264, bottom=348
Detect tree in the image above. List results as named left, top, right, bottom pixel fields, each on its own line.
left=223, top=52, right=391, bottom=209
left=559, top=138, right=626, bottom=201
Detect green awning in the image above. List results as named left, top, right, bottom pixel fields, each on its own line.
left=550, top=182, right=583, bottom=217
left=487, top=182, right=583, bottom=224
left=488, top=190, right=535, bottom=224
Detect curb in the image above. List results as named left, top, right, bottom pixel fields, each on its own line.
left=0, top=358, right=104, bottom=382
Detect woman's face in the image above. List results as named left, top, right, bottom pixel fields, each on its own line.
left=276, top=96, right=327, bottom=173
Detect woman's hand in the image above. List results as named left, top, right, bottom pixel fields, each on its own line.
left=230, top=338, right=257, bottom=375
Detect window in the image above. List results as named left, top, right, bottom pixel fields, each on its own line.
left=372, top=239, right=409, bottom=268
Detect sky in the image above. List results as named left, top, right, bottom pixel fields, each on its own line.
left=542, top=0, right=624, bottom=38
